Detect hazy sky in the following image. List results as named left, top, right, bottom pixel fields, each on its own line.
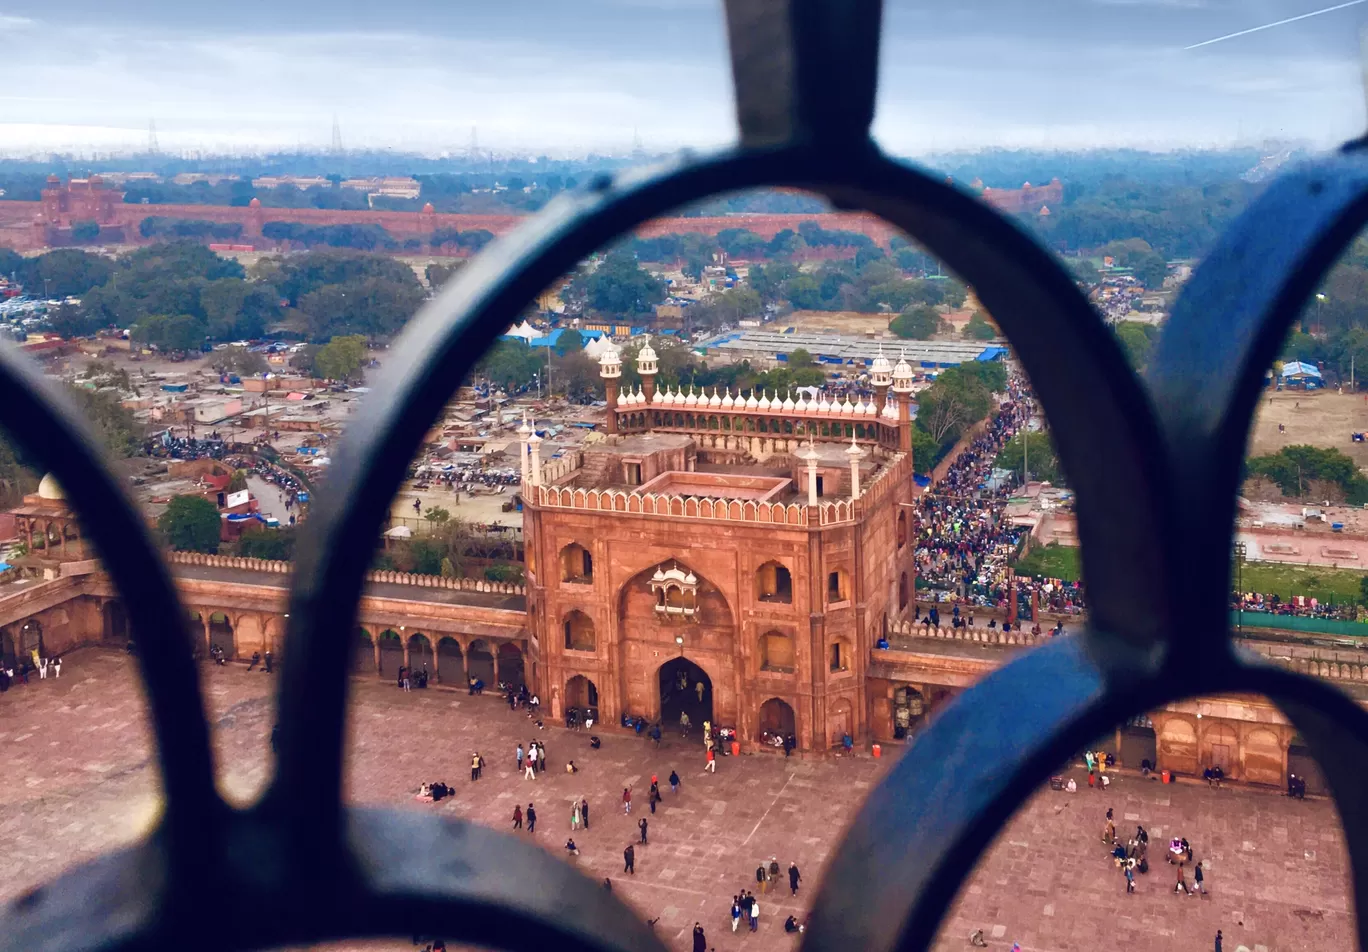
left=0, top=0, right=1364, bottom=156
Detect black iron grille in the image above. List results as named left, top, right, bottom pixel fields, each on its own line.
left=2, top=2, right=1367, bottom=951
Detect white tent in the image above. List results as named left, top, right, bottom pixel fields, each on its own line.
left=583, top=336, right=618, bottom=359
left=505, top=321, right=540, bottom=341
left=384, top=525, right=413, bottom=539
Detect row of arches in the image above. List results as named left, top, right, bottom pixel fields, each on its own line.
left=353, top=629, right=526, bottom=687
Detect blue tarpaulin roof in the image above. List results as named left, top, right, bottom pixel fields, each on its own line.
left=976, top=347, right=1009, bottom=362
left=1281, top=360, right=1322, bottom=378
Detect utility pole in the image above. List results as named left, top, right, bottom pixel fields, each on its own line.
left=1023, top=429, right=1028, bottom=484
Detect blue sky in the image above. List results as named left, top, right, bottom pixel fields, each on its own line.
left=0, top=0, right=1364, bottom=156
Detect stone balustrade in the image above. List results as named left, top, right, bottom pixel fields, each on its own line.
left=164, top=550, right=525, bottom=595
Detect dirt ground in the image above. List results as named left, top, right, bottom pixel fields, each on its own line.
left=784, top=309, right=975, bottom=340
left=1247, top=389, right=1368, bottom=467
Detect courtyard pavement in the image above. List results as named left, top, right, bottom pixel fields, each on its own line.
left=0, top=648, right=1352, bottom=952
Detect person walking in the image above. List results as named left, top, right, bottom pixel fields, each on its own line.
left=649, top=787, right=659, bottom=814
left=692, top=923, right=706, bottom=952
left=1125, top=864, right=1135, bottom=893
left=756, top=863, right=767, bottom=894
left=624, top=844, right=635, bottom=875
left=52, top=656, right=60, bottom=678
left=512, top=805, right=523, bottom=830
left=623, top=787, right=632, bottom=814
left=749, top=897, right=760, bottom=932
left=669, top=770, right=680, bottom=794
left=768, top=858, right=780, bottom=889
left=695, top=680, right=705, bottom=703
left=731, top=897, right=742, bottom=933
left=581, top=798, right=590, bottom=830
left=788, top=862, right=801, bottom=896
left=526, top=803, right=537, bottom=833
left=1214, top=930, right=1223, bottom=952
left=1174, top=863, right=1188, bottom=895
left=471, top=752, right=480, bottom=782
left=705, top=747, right=716, bottom=772
left=517, top=743, right=524, bottom=771
left=572, top=801, right=581, bottom=831
left=1193, top=861, right=1205, bottom=896
left=524, top=752, right=536, bottom=780
left=639, top=817, right=648, bottom=845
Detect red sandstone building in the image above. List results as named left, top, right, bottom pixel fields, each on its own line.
left=519, top=342, right=918, bottom=751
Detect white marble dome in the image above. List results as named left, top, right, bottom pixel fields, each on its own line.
left=37, top=472, right=64, bottom=501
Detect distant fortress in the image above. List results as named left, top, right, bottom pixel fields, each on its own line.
left=0, top=175, right=1062, bottom=253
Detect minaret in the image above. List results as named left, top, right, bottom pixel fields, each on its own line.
left=846, top=432, right=865, bottom=500
left=528, top=426, right=544, bottom=487
left=599, top=346, right=622, bottom=434
left=636, top=337, right=659, bottom=403
left=870, top=344, right=892, bottom=414
left=891, top=350, right=915, bottom=455
left=517, top=413, right=531, bottom=484
left=800, top=437, right=821, bottom=506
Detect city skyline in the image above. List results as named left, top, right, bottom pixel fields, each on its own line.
left=1, top=0, right=1366, bottom=155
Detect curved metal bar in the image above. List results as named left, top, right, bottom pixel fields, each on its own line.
left=0, top=807, right=666, bottom=952
left=1147, top=154, right=1368, bottom=645
left=802, top=635, right=1145, bottom=952
left=1239, top=660, right=1368, bottom=952
left=274, top=141, right=1174, bottom=855
left=0, top=345, right=219, bottom=855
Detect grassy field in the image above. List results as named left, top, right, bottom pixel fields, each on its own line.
left=1235, top=560, right=1368, bottom=604
left=1011, top=542, right=1368, bottom=604
left=1012, top=543, right=1082, bottom=581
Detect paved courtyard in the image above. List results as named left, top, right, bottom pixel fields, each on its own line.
left=0, top=649, right=1352, bottom=952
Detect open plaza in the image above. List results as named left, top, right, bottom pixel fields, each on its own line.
left=0, top=649, right=1349, bottom=952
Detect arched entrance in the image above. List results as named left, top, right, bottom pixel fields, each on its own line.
left=467, top=639, right=495, bottom=685
left=437, top=637, right=463, bottom=682
left=497, top=642, right=524, bottom=688
left=353, top=629, right=375, bottom=673
left=407, top=633, right=433, bottom=675
left=103, top=601, right=129, bottom=645
left=566, top=674, right=599, bottom=710
left=377, top=630, right=403, bottom=674
left=892, top=685, right=924, bottom=739
left=208, top=613, right=234, bottom=659
left=658, top=657, right=712, bottom=732
left=757, top=697, right=795, bottom=745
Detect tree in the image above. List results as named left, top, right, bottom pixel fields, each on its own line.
left=200, top=277, right=281, bottom=340
left=474, top=339, right=541, bottom=391
left=996, top=430, right=1065, bottom=485
left=890, top=304, right=943, bottom=340
left=788, top=348, right=816, bottom=370
left=227, top=469, right=249, bottom=493
left=554, top=328, right=585, bottom=355
left=313, top=335, right=368, bottom=383
left=47, top=303, right=106, bottom=339
left=65, top=384, right=144, bottom=458
left=915, top=368, right=992, bottom=446
left=1134, top=252, right=1168, bottom=290
left=132, top=313, right=208, bottom=353
left=572, top=250, right=666, bottom=315
left=424, top=506, right=451, bottom=524
left=298, top=277, right=424, bottom=340
left=159, top=495, right=222, bottom=553
left=963, top=311, right=997, bottom=340
left=1114, top=321, right=1158, bottom=371
left=70, top=220, right=100, bottom=244
left=20, top=248, right=114, bottom=298
left=238, top=526, right=296, bottom=560
left=426, top=261, right=465, bottom=290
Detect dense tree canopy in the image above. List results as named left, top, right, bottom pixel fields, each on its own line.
left=890, top=304, right=944, bottom=340
left=564, top=250, right=666, bottom=315
left=159, top=495, right=222, bottom=554
left=1247, top=445, right=1368, bottom=504
left=996, top=430, right=1065, bottom=485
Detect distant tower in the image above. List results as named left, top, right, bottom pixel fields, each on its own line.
left=331, top=115, right=344, bottom=154
left=148, top=119, right=159, bottom=155
left=468, top=126, right=479, bottom=162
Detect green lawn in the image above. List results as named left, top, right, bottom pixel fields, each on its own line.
left=1012, top=543, right=1082, bottom=582
left=1011, top=543, right=1368, bottom=605
left=1235, top=560, right=1368, bottom=604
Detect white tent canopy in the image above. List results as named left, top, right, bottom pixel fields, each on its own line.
left=583, top=336, right=618, bottom=359
left=505, top=321, right=540, bottom=341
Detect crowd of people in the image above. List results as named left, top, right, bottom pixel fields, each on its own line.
left=1233, top=591, right=1359, bottom=622
left=414, top=463, right=521, bottom=492
left=913, top=378, right=1034, bottom=603
left=0, top=647, right=61, bottom=692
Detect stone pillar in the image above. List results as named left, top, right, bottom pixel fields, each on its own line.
left=605, top=381, right=620, bottom=434
left=873, top=382, right=890, bottom=415
left=846, top=435, right=865, bottom=500
left=528, top=433, right=543, bottom=486
left=201, top=615, right=212, bottom=655
left=373, top=637, right=382, bottom=676
left=1007, top=578, right=1018, bottom=627
left=403, top=638, right=410, bottom=670
left=493, top=648, right=501, bottom=687
left=517, top=415, right=531, bottom=484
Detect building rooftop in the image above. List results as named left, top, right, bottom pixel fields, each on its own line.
left=636, top=471, right=791, bottom=501
left=696, top=330, right=1002, bottom=368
